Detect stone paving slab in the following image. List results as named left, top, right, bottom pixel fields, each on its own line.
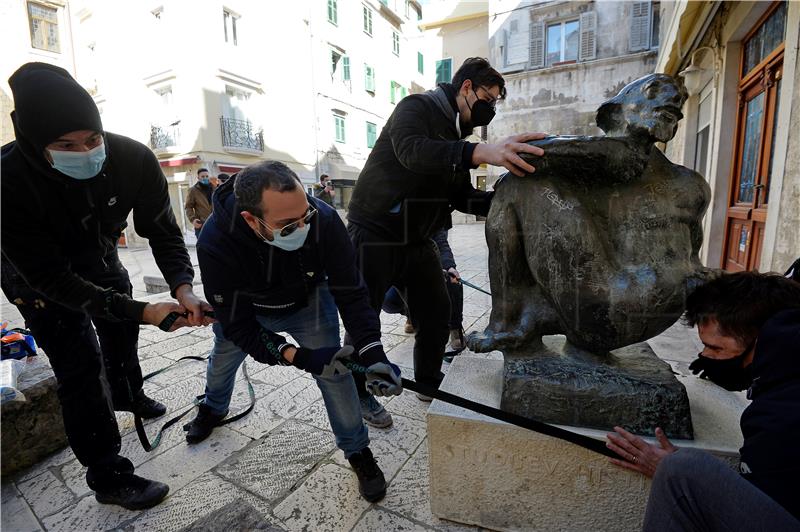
left=273, top=463, right=370, bottom=531
left=2, top=482, right=44, bottom=532
left=216, top=419, right=336, bottom=503
left=124, top=471, right=277, bottom=532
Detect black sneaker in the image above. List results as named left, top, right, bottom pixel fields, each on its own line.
left=129, top=390, right=167, bottom=419
left=184, top=404, right=228, bottom=444
left=348, top=448, right=386, bottom=502
left=94, top=473, right=169, bottom=510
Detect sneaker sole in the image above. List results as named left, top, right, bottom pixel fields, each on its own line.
left=363, top=416, right=394, bottom=429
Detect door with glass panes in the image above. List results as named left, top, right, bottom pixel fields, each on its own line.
left=722, top=1, right=786, bottom=271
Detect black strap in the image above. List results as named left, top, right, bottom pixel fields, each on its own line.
left=157, top=310, right=216, bottom=332
left=134, top=354, right=256, bottom=452
left=343, top=360, right=614, bottom=459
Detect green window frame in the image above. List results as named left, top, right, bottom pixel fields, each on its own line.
left=327, top=0, right=337, bottom=25
left=334, top=114, right=345, bottom=143
left=417, top=52, right=424, bottom=74
left=342, top=56, right=350, bottom=81
left=364, top=64, right=375, bottom=92
left=363, top=5, right=373, bottom=35
left=435, top=58, right=452, bottom=84
left=366, top=122, right=377, bottom=148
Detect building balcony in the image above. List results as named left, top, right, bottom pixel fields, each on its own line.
left=220, top=116, right=264, bottom=153
left=149, top=122, right=181, bottom=156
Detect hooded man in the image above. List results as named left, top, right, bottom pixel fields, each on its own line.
left=346, top=57, right=547, bottom=395
left=1, top=62, right=213, bottom=510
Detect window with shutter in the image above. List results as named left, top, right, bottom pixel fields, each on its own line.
left=364, top=64, right=375, bottom=92
left=343, top=56, right=350, bottom=80
left=435, top=58, right=452, bottom=84
left=629, top=1, right=651, bottom=51
left=579, top=11, right=597, bottom=61
left=368, top=122, right=377, bottom=146
left=529, top=20, right=545, bottom=69
left=417, top=52, right=424, bottom=74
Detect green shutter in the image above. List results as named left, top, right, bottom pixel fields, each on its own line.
left=328, top=0, right=337, bottom=24
left=334, top=115, right=345, bottom=143
left=436, top=58, right=452, bottom=84
left=364, top=65, right=375, bottom=92
left=343, top=56, right=350, bottom=80
left=417, top=52, right=424, bottom=74
left=401, top=86, right=407, bottom=99
left=366, top=122, right=377, bottom=148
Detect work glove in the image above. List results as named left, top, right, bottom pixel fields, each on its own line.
left=359, top=345, right=403, bottom=397
left=292, top=345, right=354, bottom=376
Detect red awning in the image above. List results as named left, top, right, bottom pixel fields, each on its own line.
left=218, top=164, right=246, bottom=173
left=158, top=156, right=199, bottom=168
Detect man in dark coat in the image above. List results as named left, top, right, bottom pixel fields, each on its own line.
left=1, top=62, right=212, bottom=510
left=347, top=57, right=546, bottom=395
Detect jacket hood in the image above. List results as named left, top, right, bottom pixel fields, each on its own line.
left=750, top=308, right=800, bottom=397
left=8, top=62, right=105, bottom=181
left=431, top=83, right=472, bottom=139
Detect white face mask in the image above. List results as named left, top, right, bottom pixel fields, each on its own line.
left=255, top=217, right=311, bottom=251
left=48, top=142, right=106, bottom=180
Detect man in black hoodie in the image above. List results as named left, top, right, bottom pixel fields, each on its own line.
left=347, top=58, right=546, bottom=394
left=605, top=272, right=800, bottom=529
left=1, top=62, right=212, bottom=509
left=191, top=161, right=402, bottom=502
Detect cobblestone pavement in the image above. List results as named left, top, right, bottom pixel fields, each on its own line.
left=1, top=222, right=706, bottom=532
left=1, top=223, right=501, bottom=532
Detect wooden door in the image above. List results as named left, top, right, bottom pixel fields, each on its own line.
left=722, top=1, right=786, bottom=271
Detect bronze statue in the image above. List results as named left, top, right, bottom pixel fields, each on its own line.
left=468, top=74, right=711, bottom=438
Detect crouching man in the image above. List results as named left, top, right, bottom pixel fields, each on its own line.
left=189, top=161, right=402, bottom=502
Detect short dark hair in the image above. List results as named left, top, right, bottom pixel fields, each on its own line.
left=451, top=57, right=506, bottom=99
left=685, top=271, right=800, bottom=346
left=234, top=161, right=302, bottom=216
left=197, top=168, right=210, bottom=175
left=217, top=172, right=231, bottom=182
left=320, top=173, right=330, bottom=181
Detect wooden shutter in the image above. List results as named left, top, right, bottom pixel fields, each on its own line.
left=579, top=11, right=597, bottom=61
left=629, top=1, right=651, bottom=51
left=529, top=20, right=545, bottom=69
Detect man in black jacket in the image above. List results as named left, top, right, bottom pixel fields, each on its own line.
left=347, top=57, right=546, bottom=393
left=605, top=272, right=800, bottom=529
left=1, top=63, right=213, bottom=509
left=191, top=161, right=402, bottom=502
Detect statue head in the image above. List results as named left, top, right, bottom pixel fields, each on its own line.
left=596, top=74, right=688, bottom=143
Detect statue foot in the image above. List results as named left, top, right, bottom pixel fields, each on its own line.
left=467, top=329, right=529, bottom=353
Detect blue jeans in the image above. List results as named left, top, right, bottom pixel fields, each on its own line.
left=203, top=283, right=369, bottom=458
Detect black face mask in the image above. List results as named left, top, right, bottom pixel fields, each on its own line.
left=465, top=88, right=496, bottom=127
left=689, top=341, right=755, bottom=392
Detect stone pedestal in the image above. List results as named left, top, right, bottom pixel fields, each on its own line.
left=503, top=338, right=693, bottom=439
left=428, top=356, right=747, bottom=532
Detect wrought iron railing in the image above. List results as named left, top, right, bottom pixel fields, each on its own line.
left=220, top=117, right=264, bottom=151
left=149, top=123, right=180, bottom=150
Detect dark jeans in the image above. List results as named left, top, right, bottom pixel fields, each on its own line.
left=644, top=449, right=799, bottom=531
left=445, top=278, right=463, bottom=330
left=348, top=224, right=448, bottom=386
left=383, top=280, right=462, bottom=331
left=1, top=255, right=144, bottom=489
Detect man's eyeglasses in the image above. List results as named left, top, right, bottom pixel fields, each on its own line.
left=474, top=86, right=498, bottom=109
left=259, top=207, right=317, bottom=237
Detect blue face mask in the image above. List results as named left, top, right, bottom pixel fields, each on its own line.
left=48, top=142, right=106, bottom=180
left=199, top=177, right=210, bottom=185
left=255, top=218, right=310, bottom=251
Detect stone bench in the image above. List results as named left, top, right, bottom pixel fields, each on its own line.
left=1, top=355, right=67, bottom=478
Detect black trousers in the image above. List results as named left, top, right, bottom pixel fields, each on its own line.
left=1, top=254, right=143, bottom=488
left=445, top=279, right=463, bottom=331
left=348, top=224, right=449, bottom=386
